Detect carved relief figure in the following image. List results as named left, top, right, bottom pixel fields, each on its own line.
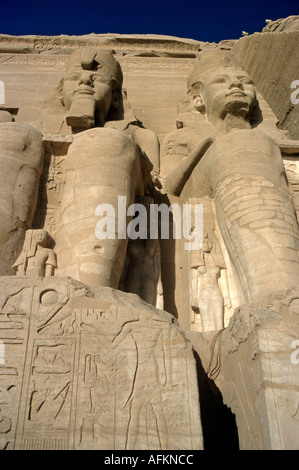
left=192, top=266, right=224, bottom=332
left=56, top=48, right=160, bottom=289
left=14, top=279, right=202, bottom=450
left=164, top=50, right=299, bottom=302
left=190, top=232, right=230, bottom=331
left=13, top=229, right=56, bottom=277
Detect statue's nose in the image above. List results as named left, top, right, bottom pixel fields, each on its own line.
left=228, top=77, right=243, bottom=89
left=78, top=73, right=93, bottom=86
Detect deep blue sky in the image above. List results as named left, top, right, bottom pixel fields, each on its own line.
left=0, top=0, right=298, bottom=43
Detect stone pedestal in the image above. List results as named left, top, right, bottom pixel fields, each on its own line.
left=213, top=286, right=299, bottom=449
left=0, top=276, right=203, bottom=450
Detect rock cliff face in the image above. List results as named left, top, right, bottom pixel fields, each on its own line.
left=0, top=20, right=299, bottom=449
left=232, top=29, right=299, bottom=139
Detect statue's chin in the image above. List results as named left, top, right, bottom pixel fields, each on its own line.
left=65, top=96, right=96, bottom=130
left=224, top=98, right=250, bottom=117
left=66, top=113, right=95, bottom=129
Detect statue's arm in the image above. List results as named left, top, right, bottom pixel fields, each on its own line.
left=14, top=166, right=40, bottom=226
left=164, top=136, right=214, bottom=196
left=45, top=250, right=57, bottom=277
left=13, top=261, right=26, bottom=276
left=219, top=269, right=232, bottom=309
left=190, top=267, right=199, bottom=310
left=134, top=127, right=160, bottom=177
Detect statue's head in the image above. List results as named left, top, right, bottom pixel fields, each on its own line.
left=187, top=51, right=257, bottom=126
left=60, top=48, right=123, bottom=129
left=33, top=229, right=51, bottom=248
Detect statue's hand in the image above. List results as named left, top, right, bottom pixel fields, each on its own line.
left=191, top=297, right=199, bottom=311
left=151, top=172, right=162, bottom=189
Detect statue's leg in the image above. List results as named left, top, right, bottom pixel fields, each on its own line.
left=57, top=128, right=143, bottom=288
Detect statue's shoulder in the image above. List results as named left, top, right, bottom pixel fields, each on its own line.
left=161, top=127, right=200, bottom=157
left=161, top=124, right=214, bottom=158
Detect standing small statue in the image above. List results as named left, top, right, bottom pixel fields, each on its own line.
left=190, top=232, right=230, bottom=331
left=13, top=229, right=56, bottom=277
left=192, top=266, right=224, bottom=332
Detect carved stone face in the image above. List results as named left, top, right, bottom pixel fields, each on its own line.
left=34, top=229, right=50, bottom=247
left=62, top=65, right=113, bottom=118
left=200, top=67, right=257, bottom=121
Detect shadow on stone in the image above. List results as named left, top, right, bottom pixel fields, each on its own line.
left=194, top=350, right=239, bottom=450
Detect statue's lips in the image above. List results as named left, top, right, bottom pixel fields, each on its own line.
left=226, top=89, right=247, bottom=97
left=73, top=87, right=95, bottom=97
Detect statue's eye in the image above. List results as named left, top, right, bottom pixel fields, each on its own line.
left=238, top=77, right=253, bottom=85
left=66, top=73, right=80, bottom=81
left=211, top=76, right=226, bottom=84
left=92, top=74, right=107, bottom=83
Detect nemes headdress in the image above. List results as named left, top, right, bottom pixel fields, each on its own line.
left=66, top=47, right=123, bottom=91
left=187, top=50, right=243, bottom=94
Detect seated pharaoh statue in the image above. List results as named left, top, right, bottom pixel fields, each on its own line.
left=164, top=50, right=299, bottom=303
left=55, top=48, right=161, bottom=289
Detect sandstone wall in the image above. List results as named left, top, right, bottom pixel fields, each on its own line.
left=232, top=31, right=299, bottom=139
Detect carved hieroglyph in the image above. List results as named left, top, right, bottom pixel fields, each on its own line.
left=0, top=276, right=202, bottom=450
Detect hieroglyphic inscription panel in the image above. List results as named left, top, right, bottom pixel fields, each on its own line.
left=0, top=286, right=32, bottom=450
left=0, top=276, right=203, bottom=450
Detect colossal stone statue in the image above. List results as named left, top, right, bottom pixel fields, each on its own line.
left=0, top=123, right=43, bottom=275
left=164, top=50, right=299, bottom=303
left=55, top=48, right=161, bottom=289
left=1, top=29, right=299, bottom=451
